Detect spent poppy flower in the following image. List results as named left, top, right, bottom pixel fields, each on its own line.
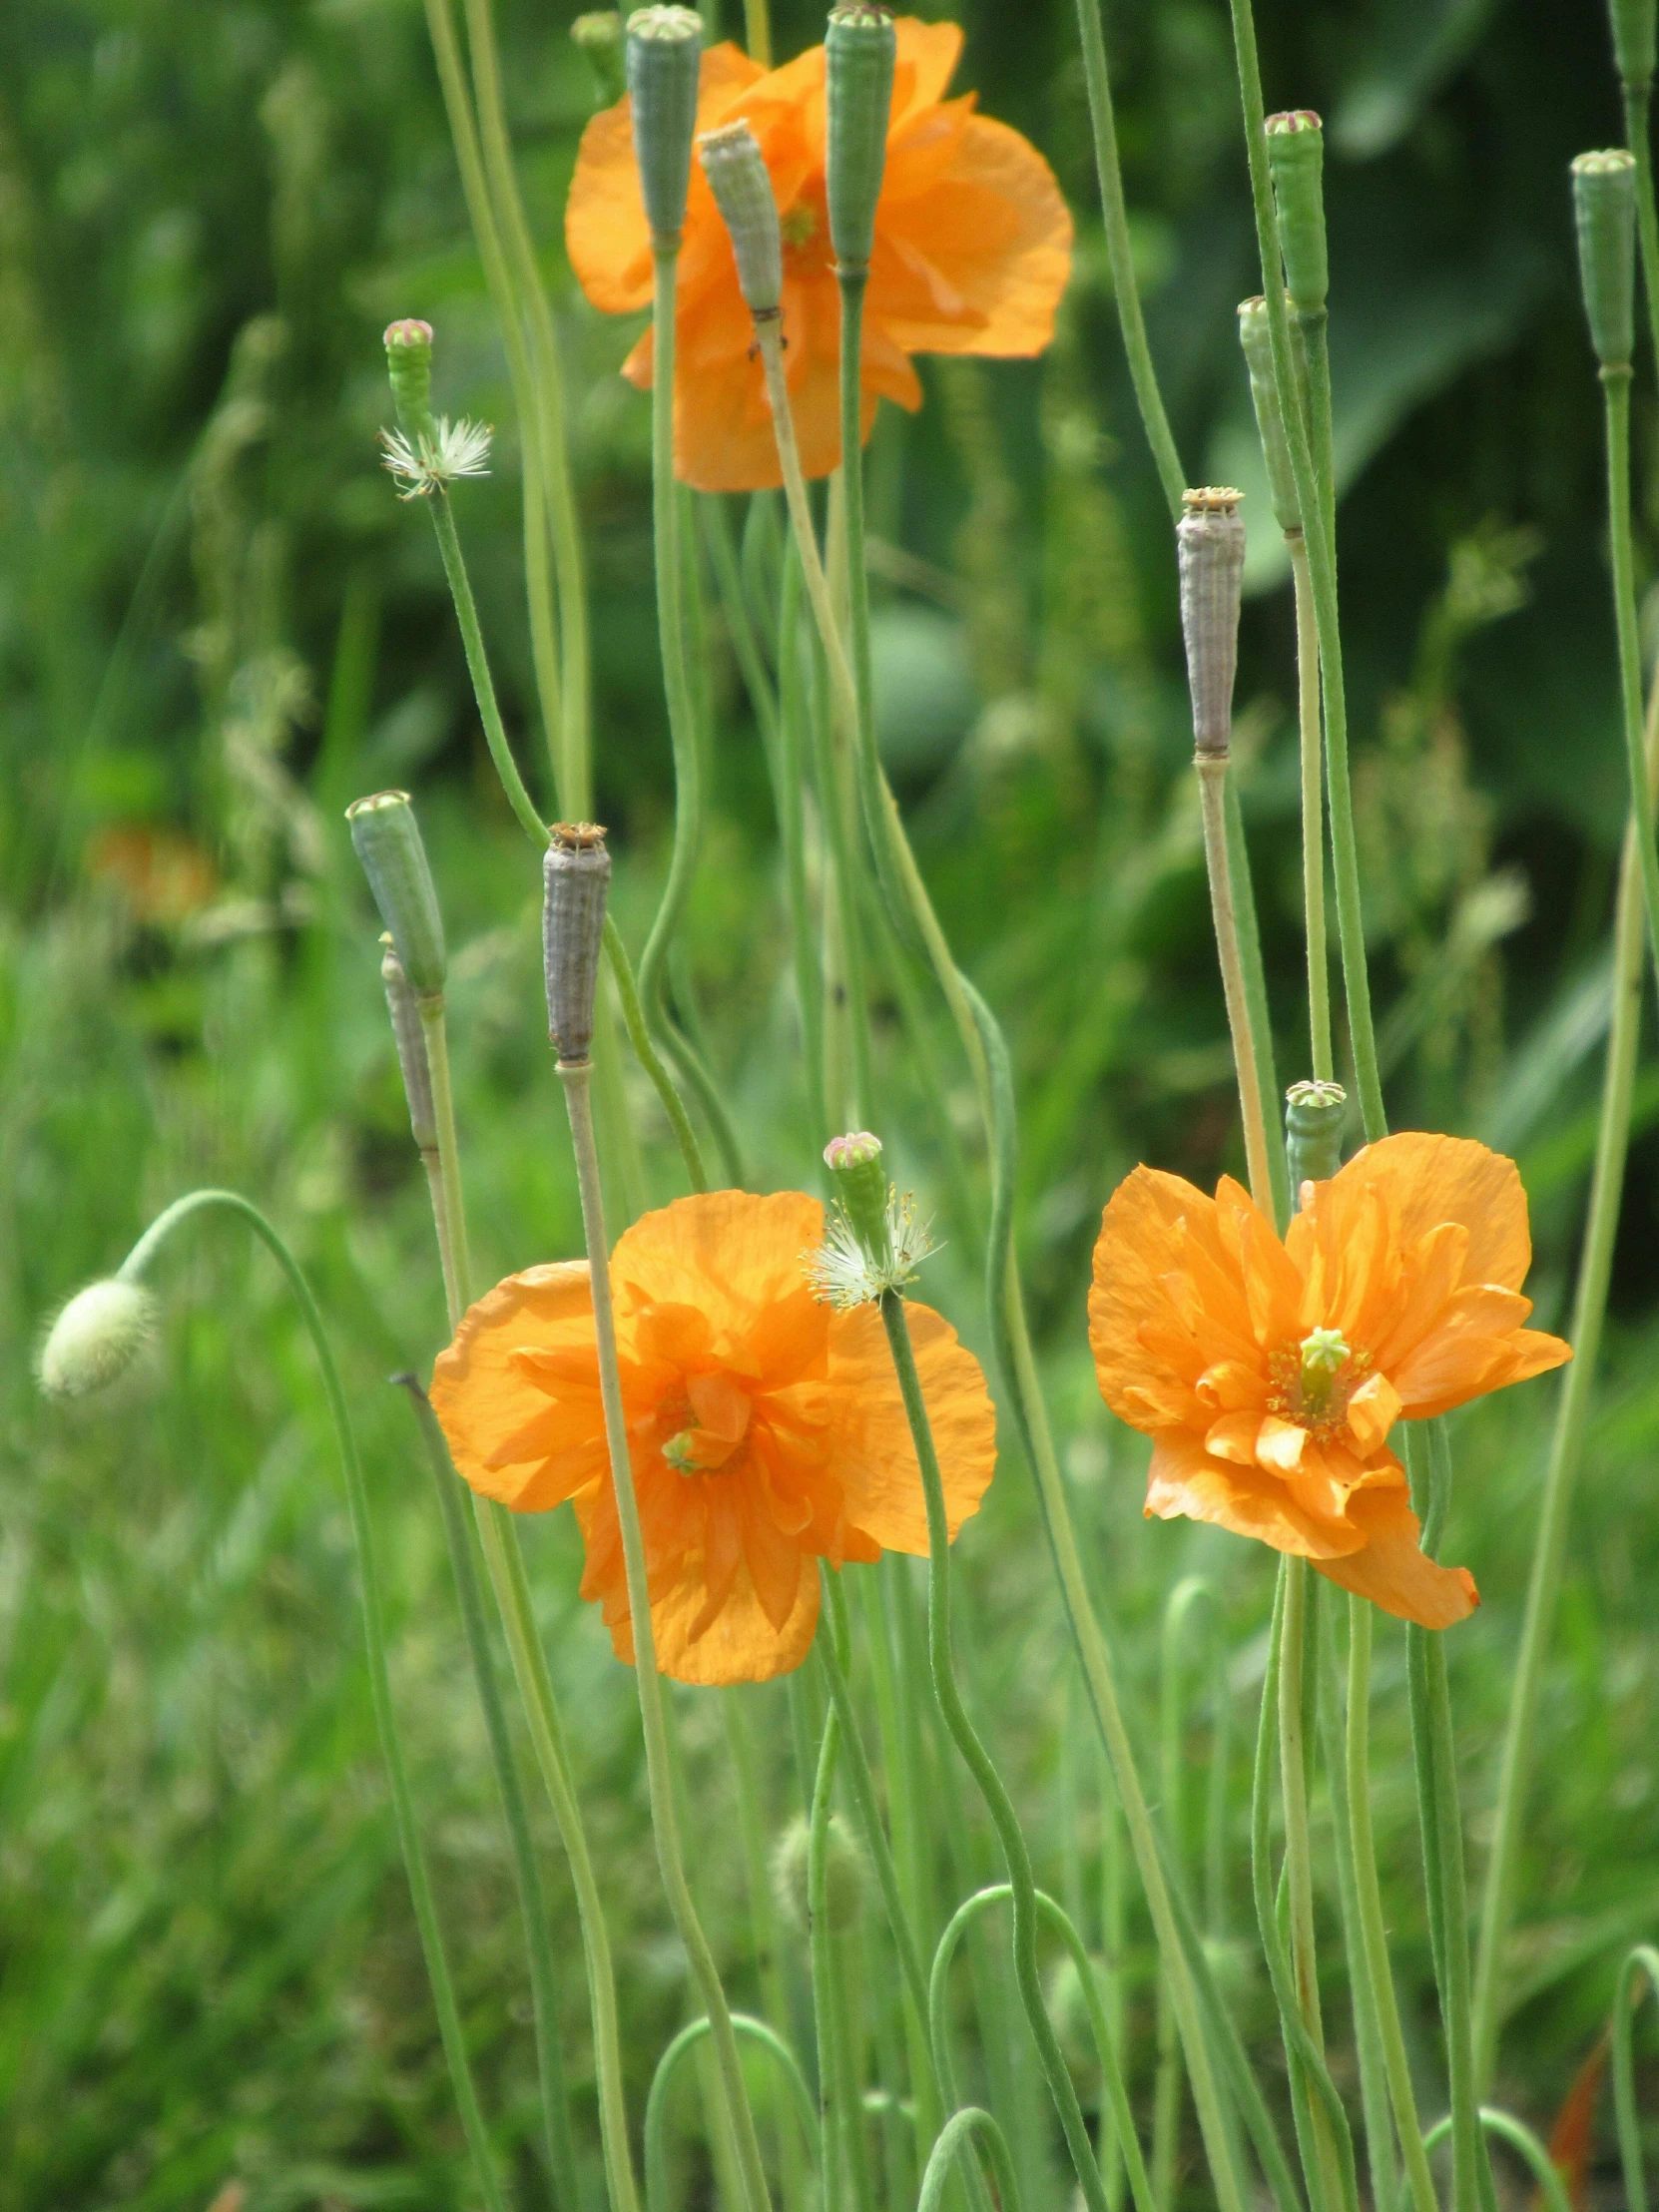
left=430, top=1190, right=996, bottom=1684
left=564, top=17, right=1073, bottom=491
left=1088, top=1133, right=1571, bottom=1628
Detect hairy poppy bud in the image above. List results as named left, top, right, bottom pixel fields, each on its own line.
left=1611, top=0, right=1657, bottom=93
left=346, top=790, right=447, bottom=997
left=772, top=1812, right=868, bottom=1934
left=37, top=1280, right=158, bottom=1399
left=1265, top=112, right=1328, bottom=317
left=383, top=318, right=436, bottom=437
left=573, top=11, right=627, bottom=106
left=544, top=823, right=611, bottom=1065
left=826, top=4, right=896, bottom=278
left=1571, top=150, right=1638, bottom=372
left=1285, top=1079, right=1347, bottom=1203
left=699, top=122, right=784, bottom=316
left=626, top=6, right=704, bottom=247
left=1237, top=297, right=1303, bottom=534
left=1177, top=489, right=1247, bottom=758
left=380, top=936, right=438, bottom=1153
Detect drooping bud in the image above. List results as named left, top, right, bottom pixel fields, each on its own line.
left=383, top=318, right=435, bottom=438
left=772, top=1812, right=868, bottom=1934
left=1286, top=1079, right=1347, bottom=1201
left=1177, top=489, right=1247, bottom=758
left=37, top=1280, right=158, bottom=1399
left=625, top=6, right=704, bottom=247
left=1610, top=0, right=1657, bottom=94
left=824, top=1130, right=887, bottom=1257
left=543, top=823, right=612, bottom=1065
left=380, top=936, right=438, bottom=1153
left=699, top=122, right=784, bottom=317
left=1265, top=112, right=1329, bottom=317
left=825, top=4, right=896, bottom=278
left=1237, top=297, right=1303, bottom=534
left=1571, top=151, right=1638, bottom=371
left=572, top=11, right=627, bottom=106
left=346, top=791, right=447, bottom=996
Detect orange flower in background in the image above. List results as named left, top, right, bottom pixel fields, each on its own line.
left=431, top=1190, right=996, bottom=1684
left=1088, top=1134, right=1571, bottom=1629
left=565, top=18, right=1073, bottom=491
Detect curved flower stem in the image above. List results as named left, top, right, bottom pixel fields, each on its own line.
left=647, top=2015, right=822, bottom=2212
left=1289, top=535, right=1334, bottom=1083
left=1154, top=1578, right=1220, bottom=2209
left=1197, top=756, right=1277, bottom=1211
left=1612, top=1944, right=1659, bottom=2212
left=918, top=2109, right=1026, bottom=2212
left=809, top=1700, right=854, bottom=2212
left=724, top=1696, right=810, bottom=2212
left=558, top=1058, right=773, bottom=2212
left=1418, top=2109, right=1572, bottom=2212
left=117, top=1191, right=507, bottom=2212
left=428, top=491, right=550, bottom=847
left=777, top=545, right=829, bottom=1146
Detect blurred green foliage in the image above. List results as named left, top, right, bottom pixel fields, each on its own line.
left=1, top=0, right=1657, bottom=2204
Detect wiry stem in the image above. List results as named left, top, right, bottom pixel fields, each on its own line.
left=1197, top=758, right=1277, bottom=1208
left=1290, top=535, right=1334, bottom=1082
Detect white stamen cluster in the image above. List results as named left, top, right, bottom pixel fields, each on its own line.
left=803, top=1186, right=938, bottom=1310
left=378, top=416, right=493, bottom=499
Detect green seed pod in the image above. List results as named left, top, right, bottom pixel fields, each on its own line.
left=626, top=6, right=704, bottom=246
left=346, top=790, right=447, bottom=996
left=1177, top=489, right=1247, bottom=757
left=37, top=1280, right=158, bottom=1400
left=1285, top=1079, right=1347, bottom=1202
left=825, top=4, right=896, bottom=277
left=772, top=1813, right=868, bottom=1934
left=380, top=935, right=438, bottom=1153
left=824, top=1130, right=888, bottom=1260
left=1571, top=150, right=1638, bottom=371
left=699, top=122, right=784, bottom=317
left=544, top=823, right=612, bottom=1066
left=1237, top=297, right=1302, bottom=534
left=383, top=318, right=435, bottom=438
left=572, top=11, right=627, bottom=107
left=1610, top=0, right=1657, bottom=94
left=1265, top=111, right=1329, bottom=316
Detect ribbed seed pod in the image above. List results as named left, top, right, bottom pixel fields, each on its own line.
left=572, top=11, right=627, bottom=107
left=626, top=6, right=704, bottom=246
left=346, top=790, right=447, bottom=995
left=699, top=122, right=784, bottom=316
left=1285, top=1080, right=1347, bottom=1202
left=1611, top=0, right=1657, bottom=92
left=1237, top=297, right=1303, bottom=534
left=1571, top=151, right=1638, bottom=371
left=824, top=1131, right=888, bottom=1260
left=1265, top=112, right=1329, bottom=316
left=383, top=318, right=435, bottom=437
left=825, top=4, right=896, bottom=276
left=1177, top=490, right=1247, bottom=758
left=544, top=823, right=612, bottom=1064
left=380, top=936, right=438, bottom=1152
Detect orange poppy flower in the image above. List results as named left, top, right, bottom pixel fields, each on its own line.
left=1088, top=1134, right=1571, bottom=1628
left=564, top=18, right=1073, bottom=491
left=430, top=1190, right=996, bottom=1684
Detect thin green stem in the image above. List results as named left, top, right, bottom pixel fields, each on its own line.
left=1623, top=81, right=1659, bottom=378
left=1197, top=757, right=1277, bottom=1210
left=604, top=916, right=711, bottom=1194
left=417, top=1001, right=474, bottom=1319
left=776, top=545, right=829, bottom=1145
left=742, top=0, right=772, bottom=65
left=1280, top=1561, right=1346, bottom=2212
left=811, top=1703, right=849, bottom=2212
left=1224, top=776, right=1292, bottom=1227
left=1155, top=1578, right=1219, bottom=2210
left=725, top=1694, right=808, bottom=2212
left=647, top=2014, right=821, bottom=2212
left=1602, top=370, right=1659, bottom=990
left=428, top=492, right=548, bottom=845
left=1613, top=1944, right=1659, bottom=2212
left=918, top=2110, right=1025, bottom=2212
left=1418, top=2110, right=1572, bottom=2212
left=558, top=1059, right=771, bottom=2212
left=1290, top=536, right=1334, bottom=1082
left=117, top=1191, right=506, bottom=2212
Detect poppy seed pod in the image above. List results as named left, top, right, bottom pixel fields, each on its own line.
left=573, top=11, right=627, bottom=107
left=346, top=790, right=447, bottom=996
left=1237, top=297, right=1303, bottom=534
left=824, top=1130, right=888, bottom=1259
left=1265, top=112, right=1328, bottom=316
left=1285, top=1079, right=1348, bottom=1203
left=383, top=318, right=435, bottom=437
left=825, top=4, right=896, bottom=277
left=1611, top=0, right=1657, bottom=93
left=626, top=6, right=704, bottom=247
left=380, top=936, right=438, bottom=1153
left=37, top=1280, right=158, bottom=1400
left=1177, top=489, right=1247, bottom=758
left=543, top=823, right=612, bottom=1065
left=1571, top=151, right=1638, bottom=371
left=698, top=123, right=784, bottom=317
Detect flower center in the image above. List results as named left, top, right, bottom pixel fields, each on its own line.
left=656, top=1371, right=753, bottom=1477
left=781, top=201, right=818, bottom=251
left=1265, top=1330, right=1372, bottom=1439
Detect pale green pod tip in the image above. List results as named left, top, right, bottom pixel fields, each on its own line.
left=825, top=3, right=896, bottom=276
left=1236, top=295, right=1302, bottom=534
left=772, top=1812, right=868, bottom=1934
left=37, top=1280, right=158, bottom=1399
left=572, top=11, right=627, bottom=107
left=383, top=317, right=435, bottom=436
left=1611, top=0, right=1657, bottom=93
left=1265, top=110, right=1328, bottom=316
left=1571, top=149, right=1638, bottom=370
left=346, top=789, right=447, bottom=996
left=626, top=5, right=704, bottom=246
left=1177, top=489, right=1247, bottom=757
left=699, top=122, right=784, bottom=316
left=1285, top=1079, right=1347, bottom=1204
left=543, top=823, right=612, bottom=1066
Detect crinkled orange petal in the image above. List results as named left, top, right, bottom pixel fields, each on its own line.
left=1334, top=1131, right=1534, bottom=1291
left=1310, top=1482, right=1478, bottom=1629
left=611, top=1190, right=826, bottom=1342
left=1089, top=1167, right=1236, bottom=1429
left=891, top=19, right=965, bottom=118
left=827, top=1299, right=996, bottom=1555
left=430, top=1262, right=602, bottom=1511
left=1143, top=1430, right=1365, bottom=1561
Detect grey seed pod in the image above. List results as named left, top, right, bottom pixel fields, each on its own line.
left=626, top=5, right=704, bottom=247
left=1285, top=1079, right=1347, bottom=1202
left=1177, top=489, right=1248, bottom=758
left=1237, top=297, right=1302, bottom=535
left=544, top=823, right=612, bottom=1065
left=380, top=935, right=438, bottom=1153
left=346, top=790, right=447, bottom=995
left=699, top=122, right=784, bottom=317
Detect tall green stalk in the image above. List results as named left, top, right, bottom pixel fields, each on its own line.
left=1290, top=538, right=1334, bottom=1082
left=1599, top=366, right=1659, bottom=986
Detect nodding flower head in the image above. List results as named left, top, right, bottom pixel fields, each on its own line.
left=37, top=1280, right=158, bottom=1400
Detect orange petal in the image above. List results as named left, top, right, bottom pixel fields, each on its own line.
left=1310, top=1482, right=1478, bottom=1629
left=1346, top=1370, right=1402, bottom=1456
left=1090, top=1167, right=1239, bottom=1431
left=1330, top=1132, right=1534, bottom=1292
left=828, top=1299, right=997, bottom=1555
left=891, top=18, right=965, bottom=119
left=430, top=1263, right=605, bottom=1511
left=1144, top=1430, right=1365, bottom=1561
left=610, top=1190, right=826, bottom=1351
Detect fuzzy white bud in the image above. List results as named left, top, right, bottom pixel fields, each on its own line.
left=37, top=1280, right=158, bottom=1399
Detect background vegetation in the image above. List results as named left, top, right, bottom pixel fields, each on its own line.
left=1, top=0, right=1655, bottom=2204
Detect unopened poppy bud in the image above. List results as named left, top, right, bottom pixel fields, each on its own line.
left=573, top=11, right=627, bottom=106
left=1177, top=489, right=1247, bottom=758
left=626, top=6, right=704, bottom=247
left=1611, top=0, right=1657, bottom=93
left=826, top=4, right=896, bottom=278
left=383, top=318, right=436, bottom=437
left=1285, top=1079, right=1346, bottom=1202
left=380, top=936, right=438, bottom=1153
left=699, top=122, right=784, bottom=317
left=1237, top=297, right=1302, bottom=534
left=1571, top=150, right=1638, bottom=371
left=347, top=791, right=447, bottom=996
left=544, top=823, right=611, bottom=1065
left=1265, top=112, right=1328, bottom=317
left=37, top=1280, right=158, bottom=1399
left=772, top=1811, right=868, bottom=1934
left=825, top=1130, right=887, bottom=1255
